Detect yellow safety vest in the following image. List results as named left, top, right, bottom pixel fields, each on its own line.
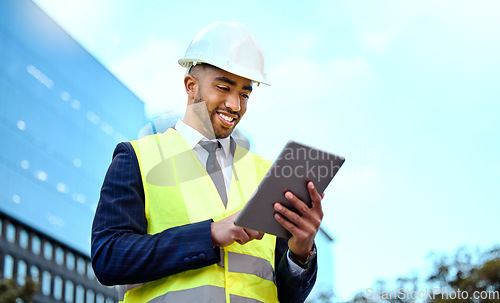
left=121, top=129, right=278, bottom=302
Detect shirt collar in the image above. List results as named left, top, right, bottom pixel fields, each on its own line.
left=175, top=119, right=231, bottom=159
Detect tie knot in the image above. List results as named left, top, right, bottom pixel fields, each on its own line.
left=199, top=140, right=220, bottom=154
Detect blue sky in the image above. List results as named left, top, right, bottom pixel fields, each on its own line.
left=33, top=0, right=500, bottom=300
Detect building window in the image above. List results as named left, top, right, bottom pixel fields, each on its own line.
left=86, top=289, right=95, bottom=303
left=43, top=241, right=53, bottom=260
left=65, top=280, right=74, bottom=302
left=3, top=254, right=14, bottom=279
left=19, top=229, right=29, bottom=249
left=32, top=235, right=41, bottom=255
left=54, top=275, right=63, bottom=300
left=96, top=293, right=105, bottom=303
left=55, top=246, right=64, bottom=265
left=77, top=257, right=86, bottom=276
left=66, top=252, right=75, bottom=271
left=30, top=265, right=40, bottom=283
left=6, top=223, right=16, bottom=243
left=17, top=260, right=27, bottom=286
left=42, top=271, right=52, bottom=296
left=75, top=285, right=85, bottom=303
left=87, top=262, right=95, bottom=280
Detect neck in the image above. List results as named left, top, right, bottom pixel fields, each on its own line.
left=183, top=102, right=216, bottom=139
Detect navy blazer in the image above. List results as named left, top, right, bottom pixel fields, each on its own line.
left=91, top=142, right=317, bottom=302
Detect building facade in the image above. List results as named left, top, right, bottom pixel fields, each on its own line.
left=1, top=0, right=145, bottom=301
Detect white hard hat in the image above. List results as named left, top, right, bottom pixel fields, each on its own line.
left=178, top=22, right=270, bottom=85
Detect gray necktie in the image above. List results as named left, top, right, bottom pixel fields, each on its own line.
left=200, top=141, right=228, bottom=207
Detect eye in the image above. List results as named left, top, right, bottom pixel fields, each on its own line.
left=217, top=85, right=230, bottom=92
left=240, top=93, right=250, bottom=99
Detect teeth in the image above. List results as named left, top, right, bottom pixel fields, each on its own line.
left=219, top=113, right=234, bottom=122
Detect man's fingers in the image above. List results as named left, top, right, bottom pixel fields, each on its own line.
left=284, top=191, right=310, bottom=217
left=213, top=211, right=265, bottom=247
left=244, top=228, right=264, bottom=240
left=309, top=183, right=322, bottom=202
left=282, top=182, right=323, bottom=218
left=234, top=227, right=264, bottom=245
left=274, top=201, right=304, bottom=228
left=252, top=231, right=265, bottom=240
left=273, top=183, right=325, bottom=257
left=234, top=228, right=251, bottom=245
left=308, top=182, right=322, bottom=209
left=274, top=212, right=298, bottom=236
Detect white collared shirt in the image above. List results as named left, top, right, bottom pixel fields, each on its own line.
left=175, top=119, right=233, bottom=196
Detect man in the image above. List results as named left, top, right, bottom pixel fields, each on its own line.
left=91, top=22, right=324, bottom=302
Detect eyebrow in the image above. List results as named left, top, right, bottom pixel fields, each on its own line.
left=215, top=76, right=253, bottom=92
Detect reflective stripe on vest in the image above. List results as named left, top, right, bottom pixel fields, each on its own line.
left=218, top=250, right=276, bottom=284
left=123, top=129, right=277, bottom=302
left=148, top=285, right=265, bottom=303
left=150, top=285, right=225, bottom=302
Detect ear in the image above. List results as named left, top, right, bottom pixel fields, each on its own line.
left=184, top=75, right=197, bottom=99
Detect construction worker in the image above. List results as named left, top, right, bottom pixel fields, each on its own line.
left=91, top=22, right=324, bottom=302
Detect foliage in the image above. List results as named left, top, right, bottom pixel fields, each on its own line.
left=427, top=246, right=500, bottom=303
left=343, top=245, right=500, bottom=303
left=307, top=245, right=499, bottom=303
left=0, top=278, right=39, bottom=303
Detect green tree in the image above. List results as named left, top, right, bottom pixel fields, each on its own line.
left=0, top=278, right=39, bottom=303
left=342, top=245, right=500, bottom=303
left=427, top=246, right=500, bottom=303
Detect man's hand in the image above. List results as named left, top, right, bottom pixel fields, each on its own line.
left=273, top=181, right=324, bottom=262
left=211, top=211, right=264, bottom=247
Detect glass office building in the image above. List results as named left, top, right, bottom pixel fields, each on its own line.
left=0, top=0, right=145, bottom=256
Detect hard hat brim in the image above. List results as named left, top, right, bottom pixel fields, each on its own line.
left=178, top=58, right=271, bottom=86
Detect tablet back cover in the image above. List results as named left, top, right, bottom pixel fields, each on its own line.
left=234, top=140, right=345, bottom=238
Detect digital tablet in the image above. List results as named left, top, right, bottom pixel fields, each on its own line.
left=234, top=140, right=345, bottom=238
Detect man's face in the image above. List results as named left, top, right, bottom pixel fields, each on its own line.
left=190, top=65, right=253, bottom=139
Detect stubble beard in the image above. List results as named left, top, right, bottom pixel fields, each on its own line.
left=193, top=97, right=237, bottom=139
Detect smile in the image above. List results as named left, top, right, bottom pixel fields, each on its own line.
left=217, top=112, right=236, bottom=126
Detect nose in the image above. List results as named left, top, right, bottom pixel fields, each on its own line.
left=225, top=93, right=241, bottom=112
